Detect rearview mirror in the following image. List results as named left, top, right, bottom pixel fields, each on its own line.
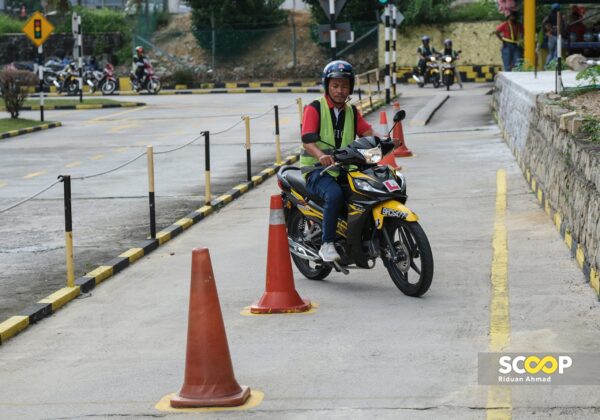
left=393, top=110, right=406, bottom=122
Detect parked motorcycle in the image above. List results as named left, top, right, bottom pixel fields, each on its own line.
left=413, top=55, right=441, bottom=88
left=83, top=63, right=117, bottom=95
left=277, top=111, right=434, bottom=297
left=130, top=59, right=161, bottom=94
left=441, top=51, right=461, bottom=91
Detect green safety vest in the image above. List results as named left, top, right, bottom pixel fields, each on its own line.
left=300, top=96, right=355, bottom=177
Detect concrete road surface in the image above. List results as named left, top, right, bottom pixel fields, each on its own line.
left=0, top=84, right=599, bottom=419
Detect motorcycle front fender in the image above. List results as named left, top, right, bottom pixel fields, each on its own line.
left=372, top=200, right=418, bottom=230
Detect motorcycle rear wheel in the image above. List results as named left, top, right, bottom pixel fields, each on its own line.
left=287, top=209, right=332, bottom=281
left=382, top=219, right=433, bottom=297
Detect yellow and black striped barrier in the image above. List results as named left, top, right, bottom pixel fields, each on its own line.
left=394, top=65, right=501, bottom=84
left=6, top=102, right=146, bottom=111
left=0, top=122, right=61, bottom=140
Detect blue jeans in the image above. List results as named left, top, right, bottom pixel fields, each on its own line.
left=501, top=43, right=522, bottom=71
left=305, top=170, right=344, bottom=243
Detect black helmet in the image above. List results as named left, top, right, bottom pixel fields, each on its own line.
left=443, top=38, right=452, bottom=47
left=322, top=60, right=355, bottom=94
left=422, top=35, right=430, bottom=42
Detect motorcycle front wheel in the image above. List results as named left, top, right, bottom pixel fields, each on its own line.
left=147, top=78, right=161, bottom=94
left=101, top=80, right=116, bottom=95
left=382, top=219, right=433, bottom=297
left=66, top=80, right=79, bottom=95
left=287, top=209, right=332, bottom=281
left=432, top=78, right=441, bottom=89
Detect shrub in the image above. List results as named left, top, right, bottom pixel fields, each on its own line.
left=0, top=14, right=24, bottom=33
left=576, top=65, right=600, bottom=87
left=172, top=67, right=196, bottom=86
left=0, top=70, right=37, bottom=119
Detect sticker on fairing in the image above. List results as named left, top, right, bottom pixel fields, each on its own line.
left=383, top=179, right=400, bottom=192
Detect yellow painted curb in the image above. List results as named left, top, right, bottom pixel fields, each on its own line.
left=197, top=205, right=213, bottom=216
left=39, top=287, right=80, bottom=311
left=86, top=266, right=114, bottom=284
left=157, top=231, right=171, bottom=245
left=591, top=269, right=600, bottom=296
left=565, top=230, right=573, bottom=249
left=576, top=245, right=585, bottom=269
left=120, top=247, right=144, bottom=263
left=0, top=316, right=29, bottom=342
left=554, top=212, right=562, bottom=231
left=175, top=218, right=193, bottom=230
left=233, top=183, right=249, bottom=193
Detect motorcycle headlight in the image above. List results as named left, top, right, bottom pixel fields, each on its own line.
left=357, top=146, right=382, bottom=164
left=430, top=56, right=436, bottom=62
left=445, top=56, right=452, bottom=63
left=353, top=178, right=387, bottom=194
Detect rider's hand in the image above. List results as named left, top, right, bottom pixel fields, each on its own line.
left=318, top=154, right=335, bottom=167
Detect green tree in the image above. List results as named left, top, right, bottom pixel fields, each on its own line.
left=187, top=0, right=286, bottom=54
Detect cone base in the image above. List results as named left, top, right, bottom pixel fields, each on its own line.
left=170, top=386, right=251, bottom=408
left=393, top=149, right=413, bottom=157
left=250, top=295, right=311, bottom=314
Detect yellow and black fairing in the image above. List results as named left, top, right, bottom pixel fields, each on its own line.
left=342, top=166, right=417, bottom=268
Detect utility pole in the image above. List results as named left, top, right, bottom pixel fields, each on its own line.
left=384, top=4, right=390, bottom=104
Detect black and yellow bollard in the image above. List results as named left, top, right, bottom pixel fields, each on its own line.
left=60, top=175, right=74, bottom=288
left=203, top=131, right=211, bottom=205
left=274, top=105, right=282, bottom=165
left=244, top=116, right=251, bottom=182
left=296, top=98, right=303, bottom=132
left=146, top=146, right=156, bottom=239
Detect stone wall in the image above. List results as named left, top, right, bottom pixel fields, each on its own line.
left=493, top=74, right=600, bottom=291
left=378, top=21, right=502, bottom=68
left=0, top=33, right=123, bottom=64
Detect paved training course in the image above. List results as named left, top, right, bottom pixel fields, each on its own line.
left=1, top=83, right=599, bottom=418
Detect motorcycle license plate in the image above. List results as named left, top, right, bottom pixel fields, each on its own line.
left=383, top=179, right=400, bottom=192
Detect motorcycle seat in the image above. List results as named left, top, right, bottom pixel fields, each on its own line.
left=279, top=166, right=324, bottom=206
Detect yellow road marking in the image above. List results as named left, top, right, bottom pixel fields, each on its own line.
left=113, top=147, right=128, bottom=153
left=90, top=105, right=148, bottom=122
left=0, top=180, right=6, bottom=188
left=109, top=123, right=139, bottom=133
left=65, top=161, right=81, bottom=168
left=487, top=168, right=511, bottom=420
left=23, top=171, right=46, bottom=179
left=279, top=116, right=291, bottom=125
left=90, top=154, right=104, bottom=161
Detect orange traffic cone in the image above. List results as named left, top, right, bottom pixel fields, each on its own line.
left=378, top=110, right=402, bottom=169
left=170, top=248, right=251, bottom=408
left=392, top=102, right=413, bottom=157
left=250, top=195, right=311, bottom=314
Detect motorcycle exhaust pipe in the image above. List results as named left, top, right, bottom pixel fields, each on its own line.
left=412, top=74, right=423, bottom=83
left=288, top=237, right=320, bottom=262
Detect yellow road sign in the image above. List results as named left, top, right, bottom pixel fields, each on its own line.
left=22, top=11, right=54, bottom=47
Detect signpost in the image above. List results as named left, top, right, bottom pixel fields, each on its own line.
left=72, top=13, right=83, bottom=103
left=318, top=0, right=348, bottom=60
left=22, top=11, right=54, bottom=122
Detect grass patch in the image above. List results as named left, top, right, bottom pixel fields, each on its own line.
left=0, top=118, right=54, bottom=133
left=0, top=98, right=137, bottom=109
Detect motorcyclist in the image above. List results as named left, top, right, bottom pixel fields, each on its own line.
left=442, top=39, right=459, bottom=60
left=133, top=46, right=148, bottom=87
left=300, top=61, right=397, bottom=262
left=441, top=38, right=462, bottom=88
left=416, top=36, right=438, bottom=77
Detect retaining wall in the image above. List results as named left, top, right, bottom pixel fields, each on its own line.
left=493, top=74, right=600, bottom=297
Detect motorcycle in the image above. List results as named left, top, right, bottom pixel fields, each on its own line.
left=276, top=111, right=434, bottom=297
left=413, top=54, right=441, bottom=89
left=130, top=59, right=161, bottom=94
left=83, top=63, right=117, bottom=95
left=441, top=51, right=461, bottom=91
left=53, top=62, right=80, bottom=95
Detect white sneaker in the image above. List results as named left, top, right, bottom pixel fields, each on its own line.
left=319, top=242, right=340, bottom=262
